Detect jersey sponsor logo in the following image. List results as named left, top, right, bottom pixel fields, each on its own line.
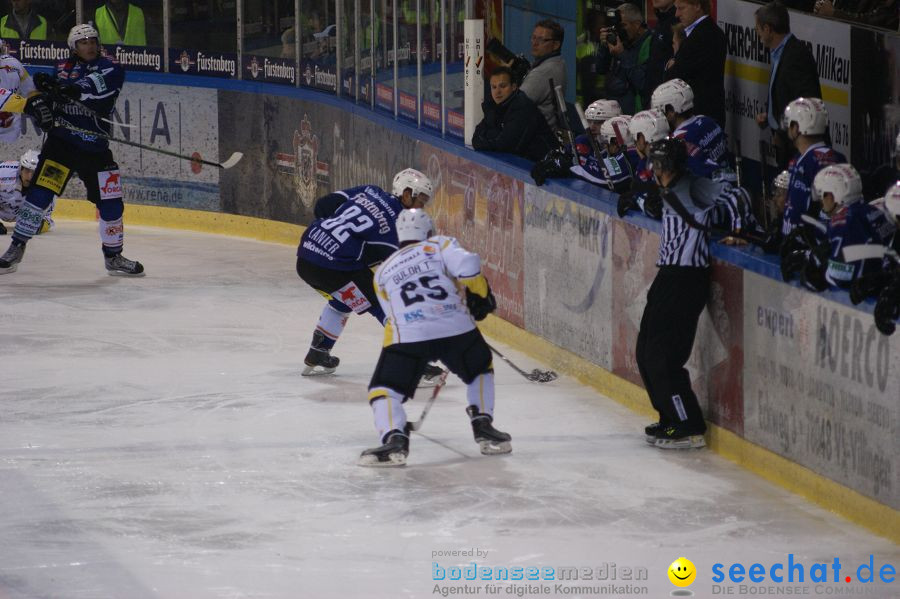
left=336, top=281, right=372, bottom=313
left=422, top=245, right=436, bottom=255
left=87, top=72, right=107, bottom=92
left=35, top=159, right=69, bottom=194
left=98, top=170, right=122, bottom=199
left=432, top=303, right=459, bottom=315
left=403, top=309, right=425, bottom=322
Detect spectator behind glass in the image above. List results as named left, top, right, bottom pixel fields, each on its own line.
left=0, top=0, right=47, bottom=39
left=519, top=19, right=566, bottom=130
left=94, top=0, right=146, bottom=46
left=665, top=0, right=726, bottom=128
left=576, top=9, right=607, bottom=105
left=753, top=1, right=822, bottom=170
left=644, top=0, right=678, bottom=108
left=596, top=3, right=652, bottom=114
left=814, top=0, right=898, bottom=31
left=472, top=66, right=558, bottom=162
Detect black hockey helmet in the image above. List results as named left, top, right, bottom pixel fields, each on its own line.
left=649, top=136, right=688, bottom=175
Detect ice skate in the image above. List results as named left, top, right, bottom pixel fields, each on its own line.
left=645, top=421, right=663, bottom=444
left=0, top=240, right=25, bottom=274
left=302, top=330, right=340, bottom=376
left=653, top=423, right=706, bottom=449
left=105, top=253, right=145, bottom=277
left=358, top=430, right=409, bottom=467
left=419, top=363, right=447, bottom=387
left=466, top=406, right=512, bottom=455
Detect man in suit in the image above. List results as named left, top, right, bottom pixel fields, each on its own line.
left=754, top=1, right=822, bottom=169
left=664, top=0, right=726, bottom=129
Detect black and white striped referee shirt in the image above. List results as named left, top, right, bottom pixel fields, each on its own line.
left=657, top=176, right=748, bottom=268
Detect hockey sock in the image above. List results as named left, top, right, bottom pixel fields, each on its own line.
left=369, top=388, right=407, bottom=441
left=466, top=371, right=496, bottom=416
left=12, top=201, right=47, bottom=240
left=312, top=304, right=350, bottom=350
left=99, top=217, right=124, bottom=256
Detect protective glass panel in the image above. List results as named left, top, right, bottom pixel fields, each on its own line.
left=373, top=0, right=394, bottom=113
left=171, top=0, right=237, bottom=69
left=243, top=0, right=296, bottom=85
left=299, top=0, right=337, bottom=91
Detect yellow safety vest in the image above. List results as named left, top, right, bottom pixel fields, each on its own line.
left=94, top=4, right=146, bottom=46
left=0, top=14, right=47, bottom=40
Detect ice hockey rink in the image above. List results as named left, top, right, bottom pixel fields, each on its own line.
left=1, top=222, right=897, bottom=599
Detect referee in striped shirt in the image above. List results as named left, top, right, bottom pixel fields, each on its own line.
left=637, top=137, right=748, bottom=449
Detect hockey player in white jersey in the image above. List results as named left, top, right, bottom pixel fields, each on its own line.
left=359, top=209, right=511, bottom=467
left=0, top=41, right=36, bottom=142
left=0, top=149, right=54, bottom=235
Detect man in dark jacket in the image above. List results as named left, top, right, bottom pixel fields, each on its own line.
left=664, top=0, right=726, bottom=128
left=644, top=0, right=678, bottom=108
left=472, top=66, right=558, bottom=162
left=596, top=3, right=652, bottom=115
left=753, top=1, right=822, bottom=169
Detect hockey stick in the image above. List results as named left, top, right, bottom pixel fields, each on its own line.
left=488, top=344, right=557, bottom=383
left=406, top=370, right=449, bottom=432
left=54, top=119, right=243, bottom=169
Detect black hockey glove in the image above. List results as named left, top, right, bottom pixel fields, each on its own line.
left=873, top=277, right=900, bottom=335
left=849, top=271, right=890, bottom=305
left=641, top=191, right=663, bottom=220
left=616, top=191, right=637, bottom=218
left=801, top=258, right=828, bottom=292
left=530, top=148, right=572, bottom=187
left=780, top=249, right=808, bottom=283
left=466, top=287, right=497, bottom=321
left=32, top=72, right=55, bottom=93
left=24, top=94, right=53, bottom=132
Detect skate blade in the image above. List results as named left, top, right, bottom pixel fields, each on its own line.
left=0, top=264, right=18, bottom=274
left=302, top=364, right=337, bottom=376
left=478, top=440, right=512, bottom=455
left=107, top=270, right=146, bottom=277
left=654, top=435, right=706, bottom=450
left=357, top=452, right=408, bottom=467
left=645, top=434, right=657, bottom=445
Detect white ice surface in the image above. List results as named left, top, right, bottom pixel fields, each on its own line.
left=0, top=222, right=897, bottom=599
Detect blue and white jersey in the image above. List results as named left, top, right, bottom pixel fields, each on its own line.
left=571, top=147, right=637, bottom=191
left=298, top=184, right=403, bottom=271
left=49, top=54, right=125, bottom=152
left=824, top=201, right=896, bottom=288
left=782, top=142, right=846, bottom=236
left=672, top=115, right=735, bottom=182
left=574, top=133, right=601, bottom=165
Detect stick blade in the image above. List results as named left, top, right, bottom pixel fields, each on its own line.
left=219, top=152, right=243, bottom=169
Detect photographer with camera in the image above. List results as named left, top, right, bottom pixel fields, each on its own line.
left=595, top=3, right=652, bottom=115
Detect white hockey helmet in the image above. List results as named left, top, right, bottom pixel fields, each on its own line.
left=600, top=115, right=634, bottom=146
left=396, top=208, right=434, bottom=243
left=19, top=149, right=39, bottom=171
left=782, top=97, right=828, bottom=136
left=392, top=168, right=434, bottom=200
left=883, top=181, right=900, bottom=218
left=773, top=169, right=790, bottom=190
left=629, top=110, right=670, bottom=144
left=651, top=78, right=694, bottom=114
left=67, top=23, right=100, bottom=51
left=584, top=99, right=622, bottom=122
left=812, top=164, right=863, bottom=207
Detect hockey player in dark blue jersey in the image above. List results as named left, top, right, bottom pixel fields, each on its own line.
left=780, top=97, right=845, bottom=238
left=296, top=168, right=434, bottom=375
left=651, top=79, right=737, bottom=185
left=571, top=115, right=638, bottom=193
left=616, top=109, right=670, bottom=219
left=573, top=99, right=622, bottom=165
left=0, top=24, right=142, bottom=276
left=783, top=164, right=895, bottom=292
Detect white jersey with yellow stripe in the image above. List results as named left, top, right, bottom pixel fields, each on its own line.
left=0, top=55, right=35, bottom=142
left=374, top=235, right=483, bottom=344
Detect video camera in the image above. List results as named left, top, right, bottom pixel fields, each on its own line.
left=486, top=38, right=531, bottom=86
left=604, top=8, right=628, bottom=46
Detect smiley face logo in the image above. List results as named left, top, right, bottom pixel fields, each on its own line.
left=668, top=557, right=696, bottom=587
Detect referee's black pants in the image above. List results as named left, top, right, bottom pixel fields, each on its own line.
left=635, top=266, right=709, bottom=431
